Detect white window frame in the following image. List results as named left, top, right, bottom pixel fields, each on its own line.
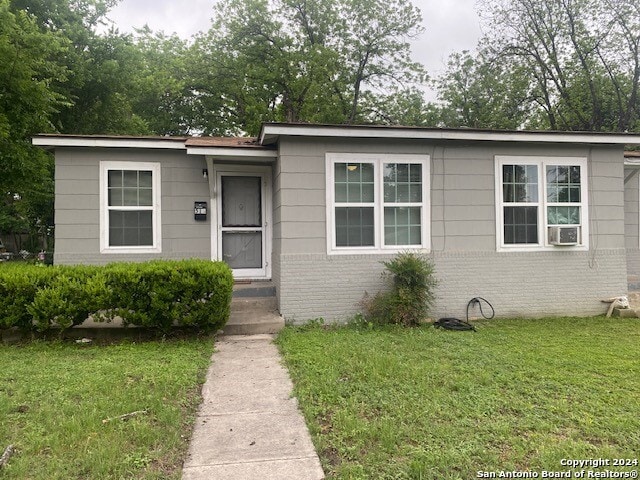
left=326, top=153, right=430, bottom=255
left=495, top=156, right=589, bottom=252
left=99, top=161, right=162, bottom=254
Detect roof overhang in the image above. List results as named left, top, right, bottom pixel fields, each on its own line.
left=33, top=134, right=277, bottom=162
left=186, top=146, right=277, bottom=161
left=260, top=123, right=640, bottom=146
left=32, top=134, right=188, bottom=150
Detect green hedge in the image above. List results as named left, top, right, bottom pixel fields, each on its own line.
left=0, top=260, right=233, bottom=333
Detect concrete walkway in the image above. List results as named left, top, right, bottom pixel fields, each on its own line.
left=181, top=334, right=325, bottom=480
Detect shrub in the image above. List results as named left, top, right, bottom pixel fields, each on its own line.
left=0, top=259, right=233, bottom=333
left=0, top=266, right=55, bottom=330
left=28, top=265, right=105, bottom=331
left=361, top=252, right=437, bottom=326
left=101, top=260, right=233, bottom=332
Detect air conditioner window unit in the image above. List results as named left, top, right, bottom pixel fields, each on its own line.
left=548, top=225, right=580, bottom=246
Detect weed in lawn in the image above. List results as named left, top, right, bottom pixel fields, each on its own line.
left=277, top=317, right=640, bottom=479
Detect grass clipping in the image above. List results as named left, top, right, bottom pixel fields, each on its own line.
left=102, top=410, right=148, bottom=424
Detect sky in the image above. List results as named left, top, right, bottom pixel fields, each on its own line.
left=104, top=0, right=483, bottom=97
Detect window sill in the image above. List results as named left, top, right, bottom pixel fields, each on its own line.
left=496, top=244, right=588, bottom=253
left=328, top=246, right=431, bottom=256
left=100, top=246, right=162, bottom=255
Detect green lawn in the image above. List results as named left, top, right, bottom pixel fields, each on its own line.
left=0, top=337, right=214, bottom=479
left=276, top=317, right=640, bottom=479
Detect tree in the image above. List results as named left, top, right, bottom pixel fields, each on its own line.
left=0, top=0, right=66, bottom=250
left=456, top=0, right=640, bottom=132
left=130, top=28, right=194, bottom=136
left=433, top=50, right=531, bottom=129
left=9, top=0, right=128, bottom=132
left=332, top=0, right=425, bottom=123
left=191, top=0, right=425, bottom=135
left=58, top=29, right=153, bottom=135
left=360, top=87, right=438, bottom=126
left=53, top=26, right=194, bottom=136
left=1, top=0, right=197, bottom=251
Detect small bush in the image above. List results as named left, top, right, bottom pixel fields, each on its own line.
left=361, top=252, right=437, bottom=326
left=101, top=260, right=233, bottom=332
left=0, top=266, right=55, bottom=330
left=28, top=265, right=105, bottom=331
left=0, top=259, right=233, bottom=333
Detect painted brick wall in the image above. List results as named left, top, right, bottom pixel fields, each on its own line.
left=278, top=253, right=393, bottom=323
left=278, top=250, right=627, bottom=323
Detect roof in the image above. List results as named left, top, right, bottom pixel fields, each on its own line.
left=32, top=133, right=278, bottom=161
left=32, top=134, right=269, bottom=149
left=33, top=125, right=640, bottom=153
left=185, top=137, right=262, bottom=148
left=259, top=123, right=640, bottom=146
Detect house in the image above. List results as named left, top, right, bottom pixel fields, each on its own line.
left=33, top=124, right=640, bottom=322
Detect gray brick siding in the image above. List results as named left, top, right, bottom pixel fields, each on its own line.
left=278, top=249, right=627, bottom=323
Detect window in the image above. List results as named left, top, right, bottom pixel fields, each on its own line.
left=327, top=153, right=430, bottom=254
left=495, top=156, right=588, bottom=251
left=334, top=162, right=375, bottom=247
left=100, top=161, right=161, bottom=253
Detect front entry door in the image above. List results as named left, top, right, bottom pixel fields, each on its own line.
left=217, top=172, right=269, bottom=278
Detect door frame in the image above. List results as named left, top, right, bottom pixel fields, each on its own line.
left=211, top=164, right=272, bottom=279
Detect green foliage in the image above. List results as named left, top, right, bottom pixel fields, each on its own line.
left=436, top=0, right=640, bottom=132
left=27, top=265, right=104, bottom=331
left=1, top=1, right=194, bottom=252
left=434, top=50, right=531, bottom=129
left=0, top=265, right=54, bottom=330
left=0, top=1, right=68, bottom=143
left=361, top=87, right=438, bottom=126
left=101, top=260, right=233, bottom=332
left=131, top=28, right=194, bottom=136
left=0, top=260, right=233, bottom=333
left=0, top=0, right=65, bottom=249
left=361, top=252, right=437, bottom=327
left=191, top=0, right=425, bottom=135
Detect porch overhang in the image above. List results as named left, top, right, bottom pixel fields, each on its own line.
left=185, top=137, right=277, bottom=163
left=187, top=148, right=277, bottom=163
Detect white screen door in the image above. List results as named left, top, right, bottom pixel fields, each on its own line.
left=217, top=172, right=269, bottom=278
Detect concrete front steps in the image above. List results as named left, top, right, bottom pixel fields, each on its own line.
left=221, top=281, right=285, bottom=335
